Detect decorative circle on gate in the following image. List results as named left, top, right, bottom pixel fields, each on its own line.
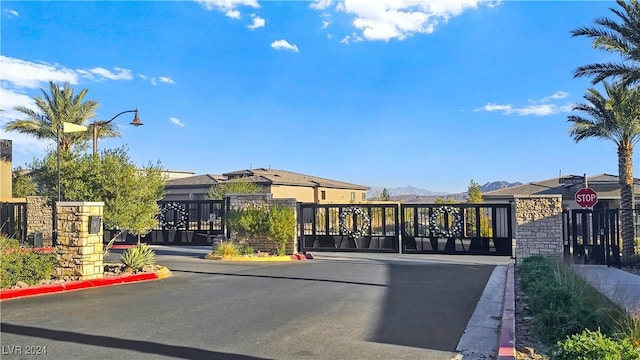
left=339, top=206, right=371, bottom=239
left=429, top=206, right=463, bottom=238
left=158, top=202, right=189, bottom=230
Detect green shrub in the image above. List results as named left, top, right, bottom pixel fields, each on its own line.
left=0, top=250, right=56, bottom=289
left=119, top=243, right=156, bottom=272
left=226, top=207, right=269, bottom=240
left=551, top=329, right=640, bottom=360
left=0, top=236, right=20, bottom=251
left=239, top=244, right=255, bottom=255
left=267, top=205, right=296, bottom=256
left=214, top=241, right=240, bottom=257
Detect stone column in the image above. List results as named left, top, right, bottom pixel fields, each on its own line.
left=514, top=195, right=564, bottom=262
left=56, top=202, right=104, bottom=280
left=26, top=196, right=54, bottom=247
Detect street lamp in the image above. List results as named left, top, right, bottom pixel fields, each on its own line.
left=92, top=109, right=143, bottom=155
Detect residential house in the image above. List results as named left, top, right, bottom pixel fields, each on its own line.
left=163, top=168, right=369, bottom=203
left=483, top=174, right=640, bottom=210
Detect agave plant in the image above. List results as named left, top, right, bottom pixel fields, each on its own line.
left=119, top=243, right=156, bottom=272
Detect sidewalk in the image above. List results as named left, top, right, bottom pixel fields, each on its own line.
left=572, top=265, right=640, bottom=314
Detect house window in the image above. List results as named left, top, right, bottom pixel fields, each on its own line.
left=321, top=190, right=326, bottom=200
left=351, top=192, right=356, bottom=201
left=362, top=192, right=366, bottom=201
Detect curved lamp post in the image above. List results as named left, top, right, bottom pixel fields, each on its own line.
left=92, top=109, right=143, bottom=155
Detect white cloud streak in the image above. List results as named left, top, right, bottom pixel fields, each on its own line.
left=0, top=56, right=79, bottom=88
left=195, top=0, right=259, bottom=19
left=159, top=76, right=176, bottom=84
left=271, top=39, right=299, bottom=52
left=80, top=67, right=133, bottom=81
left=475, top=90, right=571, bottom=116
left=312, top=0, right=500, bottom=41
left=321, top=20, right=330, bottom=29
left=248, top=14, right=265, bottom=29
left=3, top=9, right=19, bottom=17
left=170, top=117, right=186, bottom=127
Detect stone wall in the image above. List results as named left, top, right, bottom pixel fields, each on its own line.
left=55, top=202, right=104, bottom=280
left=514, top=195, right=564, bottom=261
left=227, top=193, right=298, bottom=254
left=26, top=196, right=54, bottom=247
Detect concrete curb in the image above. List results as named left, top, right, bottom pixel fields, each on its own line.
left=497, top=263, right=516, bottom=360
left=0, top=267, right=172, bottom=301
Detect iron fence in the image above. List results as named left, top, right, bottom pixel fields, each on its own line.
left=0, top=201, right=27, bottom=243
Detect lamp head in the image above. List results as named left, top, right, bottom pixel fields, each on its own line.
left=130, top=110, right=143, bottom=127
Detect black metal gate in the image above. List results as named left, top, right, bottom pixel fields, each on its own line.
left=298, top=203, right=513, bottom=255
left=0, top=201, right=27, bottom=243
left=104, top=200, right=226, bottom=245
left=563, top=209, right=620, bottom=266
left=299, top=203, right=400, bottom=252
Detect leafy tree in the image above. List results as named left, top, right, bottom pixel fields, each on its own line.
left=568, top=82, right=640, bottom=257
left=12, top=168, right=37, bottom=198
left=467, top=179, right=483, bottom=203
left=435, top=197, right=458, bottom=204
left=380, top=188, right=390, bottom=201
left=207, top=181, right=261, bottom=200
left=3, top=81, right=118, bottom=151
left=29, top=147, right=165, bottom=241
left=572, top=0, right=640, bottom=86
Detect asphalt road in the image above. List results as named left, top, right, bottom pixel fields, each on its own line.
left=1, top=248, right=502, bottom=360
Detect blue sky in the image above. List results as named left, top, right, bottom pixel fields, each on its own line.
left=0, top=0, right=630, bottom=193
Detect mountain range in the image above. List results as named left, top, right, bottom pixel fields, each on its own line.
left=367, top=181, right=523, bottom=203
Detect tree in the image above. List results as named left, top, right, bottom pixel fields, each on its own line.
left=467, top=179, right=483, bottom=203
left=568, top=81, right=640, bottom=257
left=572, top=0, right=640, bottom=86
left=29, top=147, right=165, bottom=241
left=3, top=81, right=118, bottom=151
left=380, top=188, right=390, bottom=201
left=12, top=168, right=37, bottom=198
left=435, top=197, right=458, bottom=204
left=207, top=181, right=261, bottom=200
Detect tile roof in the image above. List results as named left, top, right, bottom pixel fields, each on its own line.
left=223, top=168, right=369, bottom=190
left=484, top=174, right=640, bottom=198
left=165, top=174, right=225, bottom=187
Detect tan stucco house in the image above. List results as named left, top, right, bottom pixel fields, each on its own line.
left=163, top=168, right=369, bottom=203
left=483, top=174, right=640, bottom=210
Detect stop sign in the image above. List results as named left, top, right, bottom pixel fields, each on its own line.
left=575, top=188, right=598, bottom=208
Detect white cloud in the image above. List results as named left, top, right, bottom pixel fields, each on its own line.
left=138, top=74, right=148, bottom=80
left=170, top=117, right=186, bottom=127
left=159, top=76, right=176, bottom=84
left=0, top=56, right=79, bottom=88
left=3, top=9, right=19, bottom=17
left=81, top=67, right=133, bottom=81
left=312, top=0, right=497, bottom=41
left=340, top=32, right=363, bottom=44
left=248, top=14, right=265, bottom=29
left=476, top=103, right=571, bottom=116
left=540, top=91, right=569, bottom=103
left=195, top=0, right=259, bottom=19
left=151, top=78, right=158, bottom=86
left=321, top=20, right=331, bottom=29
left=0, top=87, right=52, bottom=157
left=311, top=0, right=333, bottom=10
left=271, top=39, right=299, bottom=52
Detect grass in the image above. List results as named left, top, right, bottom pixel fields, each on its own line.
left=517, top=256, right=638, bottom=355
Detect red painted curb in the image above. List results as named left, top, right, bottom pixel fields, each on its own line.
left=0, top=272, right=160, bottom=301
left=498, top=263, right=516, bottom=360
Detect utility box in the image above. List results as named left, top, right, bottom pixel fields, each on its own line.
left=27, top=231, right=43, bottom=248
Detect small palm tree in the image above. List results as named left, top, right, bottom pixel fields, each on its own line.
left=568, top=81, right=640, bottom=257
left=3, top=81, right=119, bottom=151
left=572, top=0, right=640, bottom=86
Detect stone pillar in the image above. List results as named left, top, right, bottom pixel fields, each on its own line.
left=514, top=195, right=563, bottom=262
left=26, top=196, right=54, bottom=247
left=56, top=202, right=104, bottom=280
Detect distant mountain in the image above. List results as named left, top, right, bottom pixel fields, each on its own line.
left=480, top=181, right=522, bottom=193
left=367, top=181, right=522, bottom=202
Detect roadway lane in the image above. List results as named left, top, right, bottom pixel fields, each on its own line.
left=1, top=249, right=499, bottom=360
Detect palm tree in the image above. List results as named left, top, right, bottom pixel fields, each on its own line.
left=568, top=81, right=640, bottom=257
left=3, top=81, right=119, bottom=151
left=572, top=0, right=640, bottom=86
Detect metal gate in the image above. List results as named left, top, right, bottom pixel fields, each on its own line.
left=298, top=203, right=513, bottom=255
left=0, top=201, right=27, bottom=243
left=104, top=200, right=226, bottom=245
left=563, top=209, right=620, bottom=266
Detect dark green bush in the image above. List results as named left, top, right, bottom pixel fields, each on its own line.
left=551, top=329, right=640, bottom=360
left=267, top=205, right=296, bottom=256
left=226, top=205, right=296, bottom=255
left=0, top=236, right=20, bottom=251
left=0, top=250, right=56, bottom=289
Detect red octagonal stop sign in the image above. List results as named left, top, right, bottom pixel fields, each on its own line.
left=575, top=188, right=598, bottom=208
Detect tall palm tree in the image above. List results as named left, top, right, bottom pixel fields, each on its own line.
left=572, top=0, right=640, bottom=86
left=568, top=81, right=640, bottom=257
left=3, top=81, right=120, bottom=151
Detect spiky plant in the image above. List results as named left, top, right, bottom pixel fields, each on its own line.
left=214, top=241, right=240, bottom=257
left=119, top=243, right=156, bottom=272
